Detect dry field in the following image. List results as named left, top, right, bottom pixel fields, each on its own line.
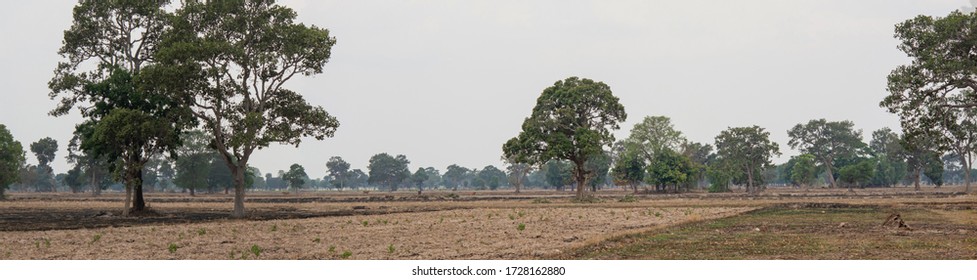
left=0, top=186, right=973, bottom=259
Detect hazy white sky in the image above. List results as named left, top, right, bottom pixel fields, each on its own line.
left=0, top=0, right=967, bottom=178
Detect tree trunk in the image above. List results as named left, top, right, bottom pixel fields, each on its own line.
left=824, top=161, right=837, bottom=189
left=190, top=187, right=195, bottom=196
left=232, top=163, right=247, bottom=218
left=914, top=167, right=921, bottom=191
left=132, top=166, right=145, bottom=212
left=746, top=167, right=755, bottom=195
left=963, top=155, right=972, bottom=193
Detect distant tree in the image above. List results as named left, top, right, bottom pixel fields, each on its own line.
left=622, top=116, right=685, bottom=161
left=680, top=141, right=712, bottom=189
left=503, top=157, right=533, bottom=193
left=367, top=153, right=410, bottom=191
left=173, top=130, right=213, bottom=196
left=477, top=165, right=506, bottom=190
left=612, top=150, right=645, bottom=193
left=175, top=153, right=210, bottom=196
left=443, top=164, right=470, bottom=191
left=902, top=133, right=943, bottom=191
left=0, top=125, right=26, bottom=199
left=584, top=152, right=612, bottom=192
left=283, top=164, right=308, bottom=191
left=66, top=134, right=111, bottom=196
left=646, top=149, right=694, bottom=192
left=64, top=166, right=85, bottom=193
left=411, top=168, right=429, bottom=193
left=787, top=119, right=865, bottom=189
left=714, top=126, right=781, bottom=194
left=503, top=77, right=626, bottom=198
left=349, top=169, right=369, bottom=189
left=705, top=158, right=734, bottom=193
left=421, top=167, right=442, bottom=190
left=839, top=158, right=876, bottom=188
left=326, top=156, right=351, bottom=190
left=207, top=154, right=233, bottom=194
left=30, top=137, right=58, bottom=192
left=543, top=160, right=573, bottom=190
left=153, top=0, right=340, bottom=218
left=869, top=128, right=908, bottom=187
left=790, top=154, right=818, bottom=188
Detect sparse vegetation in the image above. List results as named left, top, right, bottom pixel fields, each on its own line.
left=168, top=243, right=179, bottom=253
left=340, top=250, right=352, bottom=259
left=517, top=223, right=526, bottom=231
left=250, top=245, right=263, bottom=257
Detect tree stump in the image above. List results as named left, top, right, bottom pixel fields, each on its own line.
left=882, top=213, right=913, bottom=230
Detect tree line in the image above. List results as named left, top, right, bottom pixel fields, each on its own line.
left=2, top=2, right=977, bottom=214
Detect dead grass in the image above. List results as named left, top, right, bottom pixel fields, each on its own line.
left=564, top=204, right=977, bottom=259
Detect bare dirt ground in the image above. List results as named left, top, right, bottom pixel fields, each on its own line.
left=0, top=186, right=972, bottom=259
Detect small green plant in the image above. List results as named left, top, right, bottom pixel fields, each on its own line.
left=197, top=228, right=207, bottom=236
left=517, top=223, right=526, bottom=231
left=250, top=245, right=263, bottom=257
left=518, top=211, right=525, bottom=218
left=508, top=214, right=516, bottom=220
left=382, top=220, right=388, bottom=225
left=168, top=243, right=179, bottom=253
left=270, top=224, right=278, bottom=232
left=340, top=250, right=352, bottom=259
left=618, top=195, right=638, bottom=203
left=91, top=234, right=102, bottom=244
left=328, top=245, right=336, bottom=253
left=362, top=220, right=369, bottom=226
left=387, top=244, right=396, bottom=254
left=654, top=212, right=662, bottom=217
left=313, top=237, right=321, bottom=243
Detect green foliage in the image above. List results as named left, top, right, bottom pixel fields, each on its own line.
left=790, top=154, right=818, bottom=187
left=646, top=149, right=694, bottom=191
left=410, top=167, right=429, bottom=192
left=91, top=234, right=102, bottom=244
left=153, top=0, right=340, bottom=217
left=618, top=195, right=638, bottom=203
left=714, top=126, right=780, bottom=193
left=517, top=223, right=526, bottom=231
left=250, top=245, right=263, bottom=257
left=367, top=153, right=410, bottom=191
left=282, top=163, right=308, bottom=190
left=387, top=244, right=396, bottom=254
left=622, top=116, right=686, bottom=161
left=477, top=165, right=506, bottom=190
left=543, top=160, right=573, bottom=190
left=0, top=125, right=26, bottom=198
left=326, top=156, right=351, bottom=190
left=787, top=119, right=866, bottom=188
left=612, top=149, right=646, bottom=192
left=168, top=243, right=179, bottom=253
left=29, top=138, right=58, bottom=189
left=838, top=158, right=876, bottom=188
left=503, top=77, right=627, bottom=198
left=340, top=250, right=352, bottom=259
left=442, top=164, right=470, bottom=190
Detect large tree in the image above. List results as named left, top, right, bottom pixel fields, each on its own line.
left=714, top=126, right=781, bottom=194
left=787, top=119, right=865, bottom=189
left=789, top=154, right=818, bottom=188
left=29, top=137, right=59, bottom=192
left=48, top=1, right=188, bottom=214
left=502, top=77, right=627, bottom=198
left=326, top=156, right=351, bottom=190
left=283, top=163, right=308, bottom=191
left=442, top=164, right=470, bottom=191
left=622, top=116, right=685, bottom=161
left=0, top=125, right=26, bottom=199
left=612, top=149, right=645, bottom=193
left=152, top=0, right=340, bottom=217
left=645, top=149, right=694, bottom=192
left=882, top=10, right=977, bottom=193
left=367, top=153, right=410, bottom=191
left=410, top=168, right=429, bottom=194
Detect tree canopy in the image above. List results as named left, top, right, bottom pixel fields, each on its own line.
left=0, top=125, right=26, bottom=199
left=714, top=126, right=780, bottom=194
left=151, top=0, right=340, bottom=217
left=787, top=119, right=865, bottom=189
left=367, top=153, right=410, bottom=191
left=502, top=77, right=626, bottom=198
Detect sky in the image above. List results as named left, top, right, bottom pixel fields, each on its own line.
left=0, top=0, right=969, bottom=179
